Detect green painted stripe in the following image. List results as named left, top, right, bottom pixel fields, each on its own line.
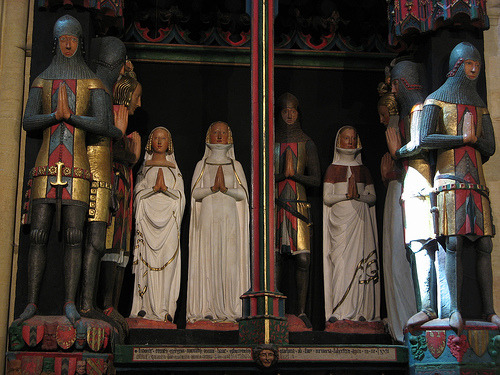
left=125, top=43, right=394, bottom=71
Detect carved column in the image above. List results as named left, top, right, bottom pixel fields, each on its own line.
left=0, top=0, right=32, bottom=366
left=239, top=0, right=287, bottom=345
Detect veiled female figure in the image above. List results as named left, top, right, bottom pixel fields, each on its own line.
left=323, top=126, right=380, bottom=322
left=130, top=127, right=185, bottom=322
left=187, top=121, right=250, bottom=323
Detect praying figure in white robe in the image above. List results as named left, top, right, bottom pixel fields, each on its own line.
left=131, top=127, right=185, bottom=322
left=323, top=126, right=380, bottom=323
left=187, top=121, right=250, bottom=323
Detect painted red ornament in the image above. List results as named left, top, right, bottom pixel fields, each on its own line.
left=56, top=324, right=76, bottom=349
left=87, top=326, right=105, bottom=352
left=22, top=323, right=44, bottom=347
left=447, top=334, right=470, bottom=362
left=425, top=330, right=446, bottom=359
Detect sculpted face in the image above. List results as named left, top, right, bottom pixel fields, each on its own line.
left=151, top=128, right=170, bottom=154
left=128, top=83, right=142, bottom=115
left=259, top=349, right=275, bottom=367
left=378, top=105, right=390, bottom=127
left=391, top=79, right=399, bottom=97
left=59, top=35, right=78, bottom=57
left=281, top=106, right=298, bottom=125
left=338, top=128, right=357, bottom=149
left=209, top=122, right=229, bottom=144
left=464, top=59, right=480, bottom=80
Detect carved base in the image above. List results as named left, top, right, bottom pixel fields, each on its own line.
left=126, top=317, right=176, bottom=330
left=8, top=315, right=117, bottom=353
left=325, top=319, right=385, bottom=334
left=6, top=351, right=113, bottom=375
left=185, top=320, right=238, bottom=331
left=287, top=314, right=312, bottom=332
left=238, top=317, right=288, bottom=345
left=405, top=319, right=500, bottom=374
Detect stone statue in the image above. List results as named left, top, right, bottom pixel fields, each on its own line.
left=130, top=127, right=185, bottom=321
left=187, top=121, right=250, bottom=323
left=323, top=126, right=380, bottom=322
left=100, top=69, right=142, bottom=330
left=378, top=75, right=417, bottom=342
left=386, top=60, right=437, bottom=331
left=79, top=36, right=126, bottom=335
left=274, top=93, right=320, bottom=328
left=19, top=15, right=119, bottom=325
left=418, top=42, right=499, bottom=332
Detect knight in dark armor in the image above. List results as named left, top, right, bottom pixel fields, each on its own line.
left=79, top=37, right=127, bottom=333
left=274, top=93, right=321, bottom=327
left=386, top=61, right=438, bottom=330
left=18, top=15, right=120, bottom=325
left=419, top=42, right=499, bottom=332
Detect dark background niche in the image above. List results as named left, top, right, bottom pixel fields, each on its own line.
left=15, top=3, right=488, bottom=333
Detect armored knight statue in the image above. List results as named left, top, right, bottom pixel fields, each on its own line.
left=274, top=93, right=321, bottom=328
left=100, top=70, right=141, bottom=329
left=386, top=60, right=436, bottom=332
left=79, top=37, right=126, bottom=333
left=378, top=73, right=417, bottom=342
left=19, top=15, right=120, bottom=325
left=418, top=42, right=499, bottom=333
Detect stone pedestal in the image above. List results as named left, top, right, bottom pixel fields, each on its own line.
left=405, top=319, right=500, bottom=374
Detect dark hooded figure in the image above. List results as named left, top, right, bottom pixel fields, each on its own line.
left=419, top=42, right=499, bottom=333
left=386, top=61, right=438, bottom=332
left=79, top=36, right=127, bottom=338
left=274, top=93, right=320, bottom=328
left=19, top=15, right=120, bottom=326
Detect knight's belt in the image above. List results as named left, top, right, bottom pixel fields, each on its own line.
left=31, top=165, right=92, bottom=181
left=435, top=182, right=489, bottom=196
left=91, top=180, right=113, bottom=190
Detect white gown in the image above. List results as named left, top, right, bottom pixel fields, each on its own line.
left=382, top=179, right=416, bottom=341
left=323, top=131, right=380, bottom=322
left=130, top=154, right=185, bottom=321
left=187, top=143, right=250, bottom=323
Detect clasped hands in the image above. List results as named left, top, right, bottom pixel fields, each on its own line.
left=153, top=168, right=168, bottom=192
left=284, top=148, right=295, bottom=178
left=346, top=174, right=359, bottom=200
left=54, top=83, right=72, bottom=121
left=211, top=166, right=228, bottom=193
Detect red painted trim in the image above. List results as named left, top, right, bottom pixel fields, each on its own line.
left=267, top=0, right=276, bottom=292
left=251, top=0, right=261, bottom=292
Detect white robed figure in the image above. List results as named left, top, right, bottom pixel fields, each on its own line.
left=323, top=126, right=380, bottom=322
left=131, top=127, right=185, bottom=322
left=187, top=121, right=250, bottom=323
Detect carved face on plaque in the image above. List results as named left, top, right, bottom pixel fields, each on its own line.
left=259, top=349, right=275, bottom=367
left=209, top=122, right=230, bottom=144
left=59, top=35, right=78, bottom=58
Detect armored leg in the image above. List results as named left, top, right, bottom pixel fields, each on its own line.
left=407, top=240, right=437, bottom=329
left=445, top=235, right=463, bottom=333
left=62, top=205, right=86, bottom=325
left=80, top=221, right=107, bottom=312
left=296, top=252, right=311, bottom=328
left=474, top=236, right=499, bottom=326
left=16, top=203, right=54, bottom=323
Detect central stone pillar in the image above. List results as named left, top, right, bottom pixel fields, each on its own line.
left=239, top=0, right=287, bottom=345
